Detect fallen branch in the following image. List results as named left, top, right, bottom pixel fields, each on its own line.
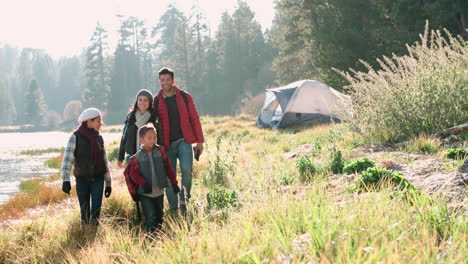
left=433, top=124, right=468, bottom=139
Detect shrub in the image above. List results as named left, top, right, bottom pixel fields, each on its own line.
left=63, top=100, right=83, bottom=122
left=19, top=178, right=43, bottom=194
left=353, top=167, right=416, bottom=192
left=408, top=134, right=440, bottom=154
left=279, top=174, right=296, bottom=185
left=337, top=23, right=468, bottom=142
left=296, top=155, right=318, bottom=183
left=343, top=157, right=375, bottom=174
left=20, top=147, right=64, bottom=156
left=330, top=150, right=345, bottom=174
left=206, top=186, right=239, bottom=211
left=443, top=148, right=467, bottom=160
left=44, top=154, right=63, bottom=169
left=201, top=134, right=240, bottom=187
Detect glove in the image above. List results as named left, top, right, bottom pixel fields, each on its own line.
left=193, top=147, right=200, bottom=161
left=143, top=182, right=152, bottom=193
left=104, top=186, right=112, bottom=198
left=172, top=184, right=180, bottom=194
left=62, top=181, right=71, bottom=194
left=131, top=193, right=140, bottom=202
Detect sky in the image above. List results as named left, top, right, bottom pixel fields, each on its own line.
left=0, top=0, right=276, bottom=59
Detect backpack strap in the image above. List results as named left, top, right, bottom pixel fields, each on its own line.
left=152, top=90, right=190, bottom=121
left=151, top=90, right=191, bottom=146
left=180, top=90, right=189, bottom=106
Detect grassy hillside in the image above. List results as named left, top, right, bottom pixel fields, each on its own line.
left=0, top=115, right=466, bottom=263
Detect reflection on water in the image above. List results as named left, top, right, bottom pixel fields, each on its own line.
left=0, top=131, right=120, bottom=204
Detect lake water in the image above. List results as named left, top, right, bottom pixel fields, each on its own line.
left=0, top=131, right=120, bottom=204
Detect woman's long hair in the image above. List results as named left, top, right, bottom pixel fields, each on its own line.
left=129, top=93, right=153, bottom=116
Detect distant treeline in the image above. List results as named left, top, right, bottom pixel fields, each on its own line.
left=0, top=0, right=465, bottom=126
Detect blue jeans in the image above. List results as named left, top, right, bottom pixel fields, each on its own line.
left=140, top=194, right=164, bottom=232
left=165, top=139, right=193, bottom=210
left=76, top=178, right=104, bottom=224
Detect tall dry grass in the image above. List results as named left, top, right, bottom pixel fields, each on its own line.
left=337, top=22, right=468, bottom=142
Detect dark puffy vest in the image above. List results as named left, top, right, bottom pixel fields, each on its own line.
left=134, top=147, right=169, bottom=191
left=73, top=131, right=107, bottom=181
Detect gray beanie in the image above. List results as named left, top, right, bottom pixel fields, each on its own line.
left=136, top=89, right=153, bottom=100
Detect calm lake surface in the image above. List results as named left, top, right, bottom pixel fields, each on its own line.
left=0, top=131, right=120, bottom=204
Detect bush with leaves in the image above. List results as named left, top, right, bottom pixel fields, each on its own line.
left=206, top=186, right=239, bottom=211
left=202, top=133, right=241, bottom=187
left=351, top=167, right=416, bottom=193
left=343, top=157, right=375, bottom=174
left=330, top=149, right=346, bottom=174
left=443, top=148, right=467, bottom=160
left=337, top=23, right=468, bottom=142
left=279, top=174, right=296, bottom=186
left=296, top=155, right=318, bottom=183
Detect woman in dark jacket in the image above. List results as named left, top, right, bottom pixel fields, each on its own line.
left=61, top=108, right=112, bottom=225
left=117, top=89, right=156, bottom=168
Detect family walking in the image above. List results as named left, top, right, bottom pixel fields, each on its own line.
left=61, top=67, right=204, bottom=233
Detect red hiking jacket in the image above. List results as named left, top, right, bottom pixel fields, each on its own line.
left=155, top=86, right=204, bottom=149
left=123, top=145, right=177, bottom=199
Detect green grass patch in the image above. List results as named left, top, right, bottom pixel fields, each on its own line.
left=343, top=157, right=375, bottom=174
left=296, top=155, right=318, bottom=183
left=206, top=186, right=239, bottom=211
left=407, top=135, right=440, bottom=154
left=18, top=178, right=43, bottom=194
left=19, top=147, right=64, bottom=156
left=443, top=148, right=467, bottom=160
left=201, top=133, right=240, bottom=187
left=350, top=167, right=416, bottom=193
left=44, top=155, right=62, bottom=169
left=330, top=149, right=345, bottom=174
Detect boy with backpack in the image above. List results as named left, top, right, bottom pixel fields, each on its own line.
left=123, top=124, right=180, bottom=232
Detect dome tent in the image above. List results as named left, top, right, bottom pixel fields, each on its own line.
left=256, top=80, right=351, bottom=129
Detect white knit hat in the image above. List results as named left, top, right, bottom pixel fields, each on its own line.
left=77, top=108, right=101, bottom=123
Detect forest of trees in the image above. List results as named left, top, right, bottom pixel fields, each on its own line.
left=0, top=0, right=466, bottom=126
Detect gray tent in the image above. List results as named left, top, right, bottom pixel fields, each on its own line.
left=256, top=80, right=351, bottom=129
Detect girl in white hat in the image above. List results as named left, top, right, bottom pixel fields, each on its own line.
left=61, top=108, right=112, bottom=225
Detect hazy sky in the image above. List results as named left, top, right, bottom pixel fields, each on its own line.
left=0, top=0, right=275, bottom=59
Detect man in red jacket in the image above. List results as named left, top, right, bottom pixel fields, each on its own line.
left=153, top=67, right=204, bottom=215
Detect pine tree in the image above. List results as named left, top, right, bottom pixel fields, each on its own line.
left=189, top=4, right=209, bottom=62
left=0, top=78, right=17, bottom=125
left=25, top=79, right=47, bottom=126
left=57, top=57, right=81, bottom=112
left=138, top=26, right=155, bottom=91
left=173, top=17, right=194, bottom=89
left=14, top=49, right=35, bottom=123
left=107, top=16, right=144, bottom=124
left=211, top=1, right=275, bottom=114
left=152, top=4, right=187, bottom=72
left=83, top=23, right=110, bottom=108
